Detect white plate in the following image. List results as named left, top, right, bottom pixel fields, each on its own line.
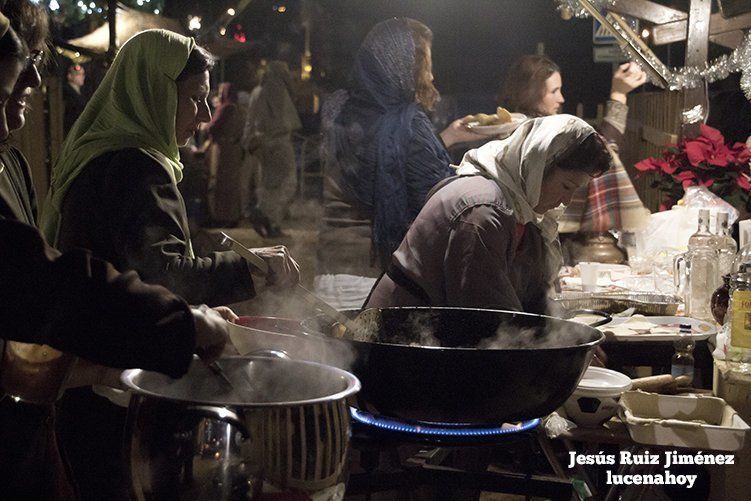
left=576, top=366, right=632, bottom=396
left=465, top=114, right=527, bottom=136
left=599, top=315, right=716, bottom=342
left=465, top=123, right=511, bottom=136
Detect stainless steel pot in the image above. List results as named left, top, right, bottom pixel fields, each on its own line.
left=121, top=356, right=360, bottom=501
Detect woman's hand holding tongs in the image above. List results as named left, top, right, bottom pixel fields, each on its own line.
left=251, top=245, right=300, bottom=288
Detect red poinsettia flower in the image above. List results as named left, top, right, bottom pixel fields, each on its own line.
left=673, top=170, right=696, bottom=189
left=634, top=157, right=659, bottom=172
left=636, top=124, right=751, bottom=210
left=729, top=142, right=751, bottom=165
left=699, top=123, right=724, bottom=144
left=684, top=134, right=731, bottom=167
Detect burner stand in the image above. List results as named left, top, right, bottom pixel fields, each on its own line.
left=346, top=410, right=573, bottom=500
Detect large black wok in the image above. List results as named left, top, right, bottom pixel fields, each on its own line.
left=301, top=307, right=604, bottom=426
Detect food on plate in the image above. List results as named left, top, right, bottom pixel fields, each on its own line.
left=598, top=315, right=693, bottom=336
left=464, top=106, right=514, bottom=126
left=495, top=106, right=512, bottom=124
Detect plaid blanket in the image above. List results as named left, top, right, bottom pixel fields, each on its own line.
left=558, top=144, right=648, bottom=233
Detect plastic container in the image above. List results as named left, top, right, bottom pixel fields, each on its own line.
left=563, top=367, right=632, bottom=427
left=619, top=391, right=750, bottom=451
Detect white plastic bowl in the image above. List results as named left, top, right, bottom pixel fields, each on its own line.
left=564, top=367, right=632, bottom=427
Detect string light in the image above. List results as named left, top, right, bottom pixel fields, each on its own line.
left=555, top=0, right=616, bottom=18
left=188, top=15, right=201, bottom=31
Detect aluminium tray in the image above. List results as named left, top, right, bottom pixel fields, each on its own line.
left=552, top=292, right=680, bottom=316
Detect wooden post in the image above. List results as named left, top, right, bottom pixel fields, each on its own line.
left=681, top=0, right=711, bottom=138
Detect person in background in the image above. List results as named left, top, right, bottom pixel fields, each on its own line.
left=0, top=0, right=42, bottom=224
left=0, top=14, right=23, bottom=141
left=0, top=4, right=231, bottom=499
left=206, top=81, right=245, bottom=227
left=62, top=62, right=86, bottom=136
left=315, top=17, right=482, bottom=309
left=366, top=115, right=612, bottom=313
left=243, top=59, right=302, bottom=237
left=499, top=55, right=649, bottom=259
left=40, top=30, right=299, bottom=500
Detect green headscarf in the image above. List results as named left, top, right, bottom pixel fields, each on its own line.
left=41, top=29, right=195, bottom=245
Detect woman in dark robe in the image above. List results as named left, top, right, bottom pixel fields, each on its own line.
left=207, top=81, right=245, bottom=226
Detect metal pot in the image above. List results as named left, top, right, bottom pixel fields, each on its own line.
left=121, top=356, right=360, bottom=501
left=301, top=307, right=604, bottom=426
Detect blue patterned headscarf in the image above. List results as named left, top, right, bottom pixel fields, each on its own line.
left=323, top=18, right=449, bottom=261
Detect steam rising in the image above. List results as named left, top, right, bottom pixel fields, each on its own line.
left=341, top=309, right=598, bottom=350
left=126, top=357, right=357, bottom=405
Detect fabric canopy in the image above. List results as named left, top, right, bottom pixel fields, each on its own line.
left=65, top=5, right=251, bottom=60
left=68, top=5, right=186, bottom=51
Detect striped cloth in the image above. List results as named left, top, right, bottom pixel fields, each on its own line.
left=558, top=143, right=649, bottom=233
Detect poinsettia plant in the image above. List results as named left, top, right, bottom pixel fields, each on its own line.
left=635, top=124, right=751, bottom=211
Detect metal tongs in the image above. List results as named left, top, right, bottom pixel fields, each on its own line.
left=205, top=360, right=234, bottom=388
left=218, top=232, right=361, bottom=336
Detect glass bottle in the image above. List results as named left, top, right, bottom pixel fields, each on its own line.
left=727, top=268, right=751, bottom=373
left=733, top=219, right=751, bottom=272
left=711, top=274, right=732, bottom=324
left=674, top=209, right=720, bottom=322
left=688, top=209, right=716, bottom=250
left=671, top=324, right=695, bottom=385
left=715, top=212, right=737, bottom=277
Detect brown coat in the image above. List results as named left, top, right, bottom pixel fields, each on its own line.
left=208, top=103, right=246, bottom=223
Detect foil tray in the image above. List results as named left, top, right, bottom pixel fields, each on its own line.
left=551, top=292, right=680, bottom=316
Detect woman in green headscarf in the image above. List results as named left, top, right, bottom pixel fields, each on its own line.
left=43, top=29, right=298, bottom=305
left=41, top=29, right=299, bottom=500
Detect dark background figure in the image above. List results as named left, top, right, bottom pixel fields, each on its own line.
left=62, top=62, right=86, bottom=136
left=207, top=82, right=245, bottom=227
left=243, top=60, right=302, bottom=237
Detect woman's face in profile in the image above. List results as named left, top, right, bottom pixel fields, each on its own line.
left=536, top=71, right=565, bottom=116
left=6, top=47, right=43, bottom=133
left=0, top=56, right=23, bottom=141
left=175, top=70, right=211, bottom=146
left=534, top=165, right=590, bottom=213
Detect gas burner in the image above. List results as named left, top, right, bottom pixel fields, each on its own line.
left=347, top=409, right=573, bottom=498
left=350, top=408, right=540, bottom=444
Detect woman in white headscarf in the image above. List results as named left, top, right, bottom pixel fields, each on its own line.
left=366, top=114, right=612, bottom=313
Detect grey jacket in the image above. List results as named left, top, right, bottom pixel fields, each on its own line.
left=366, top=175, right=549, bottom=314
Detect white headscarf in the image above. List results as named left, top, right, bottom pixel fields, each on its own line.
left=455, top=114, right=597, bottom=280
